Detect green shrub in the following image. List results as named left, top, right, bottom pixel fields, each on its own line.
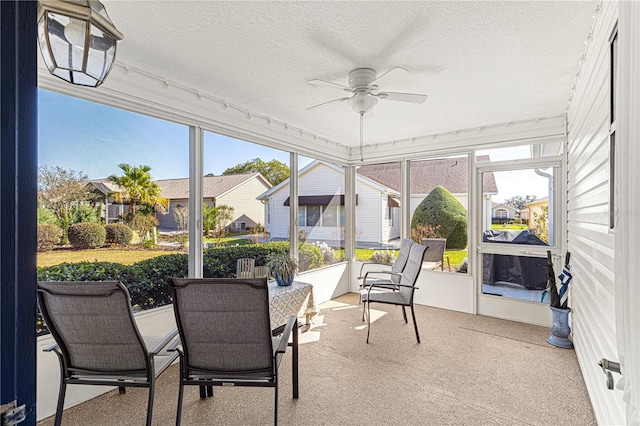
left=130, top=213, right=159, bottom=243
left=70, top=201, right=101, bottom=224
left=37, top=206, right=58, bottom=225
left=298, top=242, right=323, bottom=271
left=37, top=224, right=62, bottom=252
left=105, top=223, right=133, bottom=246
left=67, top=222, right=106, bottom=249
left=411, top=185, right=468, bottom=249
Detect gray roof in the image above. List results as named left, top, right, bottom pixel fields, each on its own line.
left=155, top=172, right=268, bottom=200
left=357, top=155, right=498, bottom=194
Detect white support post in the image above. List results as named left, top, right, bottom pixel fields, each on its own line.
left=289, top=152, right=299, bottom=262
left=344, top=165, right=356, bottom=261
left=400, top=160, right=410, bottom=241
left=468, top=153, right=478, bottom=314
left=188, top=126, right=204, bottom=278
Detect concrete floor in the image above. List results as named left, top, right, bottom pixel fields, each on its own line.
left=38, top=293, right=595, bottom=425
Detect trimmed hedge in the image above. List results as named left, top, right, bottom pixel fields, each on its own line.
left=37, top=224, right=62, bottom=252
left=411, top=185, right=468, bottom=249
left=105, top=223, right=133, bottom=246
left=68, top=222, right=106, bottom=249
left=36, top=242, right=324, bottom=336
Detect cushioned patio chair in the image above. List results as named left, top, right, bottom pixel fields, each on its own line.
left=362, top=242, right=428, bottom=344
left=168, top=277, right=299, bottom=426
left=358, top=239, right=414, bottom=317
left=37, top=281, right=179, bottom=426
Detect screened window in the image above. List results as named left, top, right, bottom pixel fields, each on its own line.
left=306, top=206, right=321, bottom=227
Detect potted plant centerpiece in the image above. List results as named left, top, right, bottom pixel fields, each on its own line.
left=543, top=251, right=573, bottom=348
left=266, top=251, right=298, bottom=287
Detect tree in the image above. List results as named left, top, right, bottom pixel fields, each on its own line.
left=410, top=185, right=467, bottom=249
left=108, top=163, right=166, bottom=218
left=202, top=204, right=234, bottom=238
left=532, top=205, right=549, bottom=243
left=503, top=195, right=537, bottom=211
left=218, top=158, right=289, bottom=186
left=38, top=165, right=94, bottom=243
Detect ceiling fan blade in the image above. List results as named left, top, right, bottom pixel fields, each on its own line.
left=306, top=96, right=351, bottom=111
left=370, top=66, right=410, bottom=85
left=308, top=79, right=352, bottom=92
left=376, top=91, right=428, bottom=104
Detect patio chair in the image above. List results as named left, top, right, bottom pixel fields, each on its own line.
left=362, top=242, right=428, bottom=344
left=358, top=239, right=414, bottom=317
left=37, top=281, right=179, bottom=426
left=236, top=257, right=256, bottom=278
left=359, top=239, right=414, bottom=291
left=421, top=238, right=451, bottom=271
left=168, top=277, right=299, bottom=426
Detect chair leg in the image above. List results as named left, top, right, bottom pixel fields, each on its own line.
left=206, top=385, right=213, bottom=397
left=402, top=306, right=408, bottom=323
left=274, top=381, right=279, bottom=426
left=53, top=379, right=67, bottom=426
left=146, top=380, right=155, bottom=426
left=411, top=305, right=420, bottom=344
left=119, top=386, right=126, bottom=394
left=292, top=318, right=299, bottom=399
left=176, top=379, right=184, bottom=426
left=199, top=384, right=207, bottom=399
left=366, top=302, right=372, bottom=343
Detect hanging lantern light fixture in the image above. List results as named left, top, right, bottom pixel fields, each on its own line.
left=37, top=0, right=123, bottom=87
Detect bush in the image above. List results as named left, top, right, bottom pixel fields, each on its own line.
left=37, top=206, right=58, bottom=225
left=298, top=242, right=323, bottom=271
left=105, top=223, right=133, bottom=246
left=312, top=241, right=336, bottom=264
left=67, top=222, right=106, bottom=249
left=70, top=201, right=101, bottom=224
left=369, top=250, right=396, bottom=265
left=130, top=213, right=159, bottom=243
left=411, top=185, right=468, bottom=250
left=37, top=224, right=62, bottom=252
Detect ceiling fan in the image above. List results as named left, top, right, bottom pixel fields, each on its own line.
left=306, top=67, right=428, bottom=161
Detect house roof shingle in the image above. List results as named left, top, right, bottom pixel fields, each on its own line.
left=357, top=155, right=498, bottom=194
left=155, top=172, right=265, bottom=200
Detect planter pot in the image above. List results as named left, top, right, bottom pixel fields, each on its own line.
left=547, top=306, right=573, bottom=348
left=275, top=274, right=294, bottom=287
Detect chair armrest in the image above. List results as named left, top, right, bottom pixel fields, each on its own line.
left=276, top=315, right=297, bottom=354
left=366, top=282, right=418, bottom=294
left=149, top=328, right=179, bottom=355
left=362, top=270, right=401, bottom=285
left=43, top=341, right=59, bottom=353
left=358, top=262, right=392, bottom=278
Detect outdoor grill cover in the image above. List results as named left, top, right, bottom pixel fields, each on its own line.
left=482, top=230, right=548, bottom=290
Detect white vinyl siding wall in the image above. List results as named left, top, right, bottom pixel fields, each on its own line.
left=566, top=1, right=623, bottom=424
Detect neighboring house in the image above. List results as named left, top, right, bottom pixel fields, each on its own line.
left=525, top=196, right=549, bottom=224
left=491, top=202, right=519, bottom=223
left=258, top=157, right=497, bottom=245
left=85, top=179, right=130, bottom=224
left=155, top=172, right=272, bottom=231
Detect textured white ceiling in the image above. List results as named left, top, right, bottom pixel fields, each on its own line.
left=103, top=1, right=595, bottom=147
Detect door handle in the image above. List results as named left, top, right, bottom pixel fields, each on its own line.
left=598, top=358, right=621, bottom=390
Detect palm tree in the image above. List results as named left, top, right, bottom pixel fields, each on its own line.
left=108, top=164, right=165, bottom=218
left=203, top=204, right=234, bottom=237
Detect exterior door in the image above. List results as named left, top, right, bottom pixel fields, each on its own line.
left=475, top=157, right=563, bottom=326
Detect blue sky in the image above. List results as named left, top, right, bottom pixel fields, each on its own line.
left=38, top=89, right=549, bottom=202
left=38, top=89, right=295, bottom=180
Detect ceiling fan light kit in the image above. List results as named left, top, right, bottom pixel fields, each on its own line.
left=307, top=67, right=429, bottom=161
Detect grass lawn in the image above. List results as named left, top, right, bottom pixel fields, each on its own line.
left=203, top=236, right=252, bottom=246
left=37, top=248, right=182, bottom=267
left=491, top=224, right=528, bottom=230
left=336, top=247, right=468, bottom=269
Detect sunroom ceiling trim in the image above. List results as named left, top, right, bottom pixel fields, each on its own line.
left=38, top=61, right=566, bottom=166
